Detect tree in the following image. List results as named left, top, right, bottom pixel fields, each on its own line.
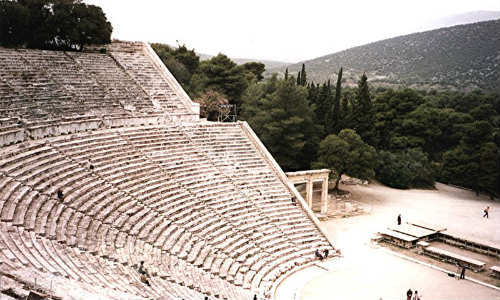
left=352, top=73, right=375, bottom=145
left=299, top=63, right=307, bottom=86
left=330, top=67, right=343, bottom=133
left=241, top=62, right=265, bottom=81
left=376, top=148, right=434, bottom=189
left=441, top=120, right=494, bottom=195
left=241, top=78, right=319, bottom=170
left=284, top=68, right=289, bottom=80
left=314, top=129, right=376, bottom=190
left=198, top=54, right=249, bottom=107
left=0, top=0, right=112, bottom=50
left=193, top=90, right=229, bottom=121
left=152, top=43, right=200, bottom=95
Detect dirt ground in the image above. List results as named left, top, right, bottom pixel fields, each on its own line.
left=276, top=181, right=500, bottom=300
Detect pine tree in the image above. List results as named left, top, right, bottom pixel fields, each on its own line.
left=331, top=67, right=343, bottom=133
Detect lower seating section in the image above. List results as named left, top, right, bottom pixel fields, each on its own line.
left=0, top=120, right=333, bottom=299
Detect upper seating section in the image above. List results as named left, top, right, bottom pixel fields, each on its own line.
left=108, top=42, right=197, bottom=118
left=0, top=42, right=199, bottom=128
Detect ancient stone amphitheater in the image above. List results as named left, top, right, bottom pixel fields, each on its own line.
left=0, top=42, right=334, bottom=299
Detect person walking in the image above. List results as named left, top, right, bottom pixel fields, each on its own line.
left=397, top=214, right=402, bottom=225
left=460, top=266, right=466, bottom=279
left=483, top=206, right=490, bottom=218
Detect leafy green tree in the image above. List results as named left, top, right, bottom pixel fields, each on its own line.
left=193, top=90, right=229, bottom=121
left=151, top=43, right=201, bottom=95
left=0, top=0, right=112, bottom=50
left=241, top=62, right=265, bottom=81
left=241, top=77, right=319, bottom=170
left=198, top=54, right=249, bottom=107
left=376, top=149, right=434, bottom=189
left=314, top=129, right=376, bottom=190
left=441, top=120, right=494, bottom=195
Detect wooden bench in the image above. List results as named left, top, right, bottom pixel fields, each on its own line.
left=379, top=229, right=418, bottom=248
left=423, top=246, right=485, bottom=272
left=489, top=266, right=500, bottom=279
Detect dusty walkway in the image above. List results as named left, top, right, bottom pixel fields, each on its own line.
left=276, top=182, right=500, bottom=300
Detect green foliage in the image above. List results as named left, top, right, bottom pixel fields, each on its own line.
left=330, top=67, right=343, bottom=134
left=151, top=43, right=200, bottom=94
left=299, top=63, right=307, bottom=86
left=192, top=90, right=229, bottom=121
left=240, top=77, right=319, bottom=170
left=198, top=54, right=249, bottom=107
left=376, top=149, right=434, bottom=189
left=352, top=74, right=375, bottom=145
left=314, top=129, right=376, bottom=190
left=0, top=0, right=112, bottom=50
left=241, top=62, right=265, bottom=81
left=269, top=20, right=500, bottom=91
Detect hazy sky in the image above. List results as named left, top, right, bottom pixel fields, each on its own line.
left=85, top=0, right=499, bottom=62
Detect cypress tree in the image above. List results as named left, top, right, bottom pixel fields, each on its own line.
left=284, top=68, right=289, bottom=80
left=296, top=71, right=301, bottom=85
left=353, top=73, right=375, bottom=145
left=331, top=67, right=343, bottom=133
left=300, top=63, right=307, bottom=86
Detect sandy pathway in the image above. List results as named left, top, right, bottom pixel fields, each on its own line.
left=276, top=182, right=500, bottom=300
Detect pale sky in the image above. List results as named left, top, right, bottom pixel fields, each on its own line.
left=84, top=0, right=499, bottom=63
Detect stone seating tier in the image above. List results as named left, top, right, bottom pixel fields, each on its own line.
left=0, top=42, right=199, bottom=145
left=0, top=121, right=334, bottom=299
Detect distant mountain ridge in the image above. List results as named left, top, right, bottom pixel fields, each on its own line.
left=418, top=10, right=499, bottom=31
left=268, top=20, right=500, bottom=91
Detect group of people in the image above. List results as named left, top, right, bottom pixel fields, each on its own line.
left=406, top=289, right=421, bottom=300
left=315, top=249, right=329, bottom=260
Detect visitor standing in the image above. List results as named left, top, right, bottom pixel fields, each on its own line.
left=460, top=266, right=466, bottom=279
left=406, top=289, right=413, bottom=300
left=397, top=214, right=402, bottom=225
left=412, top=290, right=421, bottom=300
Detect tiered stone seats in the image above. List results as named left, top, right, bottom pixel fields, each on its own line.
left=109, top=44, right=192, bottom=115
left=67, top=52, right=157, bottom=113
left=0, top=43, right=197, bottom=135
left=0, top=42, right=334, bottom=300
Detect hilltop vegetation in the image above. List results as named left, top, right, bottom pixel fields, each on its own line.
left=269, top=20, right=500, bottom=91
left=154, top=43, right=499, bottom=198
left=0, top=0, right=112, bottom=51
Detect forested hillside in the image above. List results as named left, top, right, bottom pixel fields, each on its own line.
left=153, top=42, right=499, bottom=199
left=269, top=20, right=500, bottom=91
